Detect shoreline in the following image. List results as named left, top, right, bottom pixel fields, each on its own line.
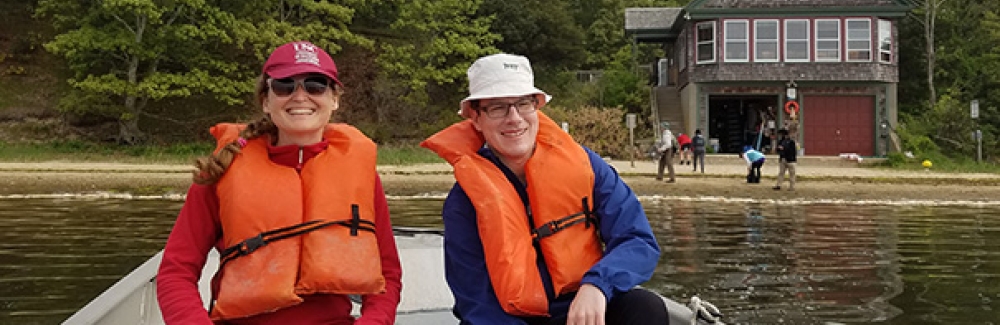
left=1, top=161, right=998, bottom=203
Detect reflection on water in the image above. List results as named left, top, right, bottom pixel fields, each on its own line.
left=1, top=196, right=999, bottom=324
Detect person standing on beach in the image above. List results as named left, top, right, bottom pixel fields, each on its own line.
left=691, top=129, right=706, bottom=173
left=156, top=41, right=402, bottom=324
left=740, top=145, right=766, bottom=184
left=421, top=53, right=666, bottom=325
left=676, top=132, right=692, bottom=165
left=657, top=123, right=677, bottom=183
left=774, top=129, right=797, bottom=191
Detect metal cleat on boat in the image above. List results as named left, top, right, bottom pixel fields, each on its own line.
left=689, top=295, right=725, bottom=325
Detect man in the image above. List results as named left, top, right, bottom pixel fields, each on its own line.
left=774, top=129, right=797, bottom=191
left=676, top=132, right=692, bottom=165
left=421, top=53, right=666, bottom=325
left=691, top=129, right=706, bottom=173
left=657, top=123, right=677, bottom=183
left=740, top=145, right=765, bottom=184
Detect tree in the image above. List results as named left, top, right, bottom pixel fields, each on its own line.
left=221, top=1, right=373, bottom=65
left=375, top=0, right=499, bottom=138
left=36, top=0, right=369, bottom=144
left=581, top=0, right=685, bottom=69
left=909, top=0, right=949, bottom=111
left=379, top=0, right=497, bottom=93
left=36, top=0, right=249, bottom=144
left=480, top=0, right=586, bottom=69
left=901, top=0, right=1000, bottom=161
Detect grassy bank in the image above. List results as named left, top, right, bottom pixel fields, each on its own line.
left=0, top=141, right=444, bottom=165
left=875, top=151, right=1000, bottom=174
left=2, top=141, right=997, bottom=174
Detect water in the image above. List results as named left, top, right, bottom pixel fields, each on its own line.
left=1, top=195, right=999, bottom=324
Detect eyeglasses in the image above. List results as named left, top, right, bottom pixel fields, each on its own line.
left=479, top=98, right=537, bottom=119
left=268, top=77, right=331, bottom=97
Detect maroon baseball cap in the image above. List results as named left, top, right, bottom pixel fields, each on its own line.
left=262, top=41, right=342, bottom=86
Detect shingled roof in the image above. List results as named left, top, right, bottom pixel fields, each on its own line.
left=624, top=7, right=684, bottom=42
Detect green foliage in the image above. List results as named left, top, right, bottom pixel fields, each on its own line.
left=481, top=0, right=586, bottom=69
left=34, top=0, right=370, bottom=143
left=878, top=149, right=1000, bottom=173
left=11, top=0, right=995, bottom=161
left=898, top=0, right=1000, bottom=162
left=0, top=140, right=446, bottom=165
left=378, top=0, right=498, bottom=98
left=0, top=140, right=212, bottom=163
left=369, top=0, right=499, bottom=143
left=35, top=0, right=250, bottom=142
left=376, top=144, right=445, bottom=165
left=597, top=68, right=646, bottom=114
left=534, top=69, right=596, bottom=111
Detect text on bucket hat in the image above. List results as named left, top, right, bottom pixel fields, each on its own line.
left=262, top=41, right=342, bottom=86
left=460, top=53, right=551, bottom=117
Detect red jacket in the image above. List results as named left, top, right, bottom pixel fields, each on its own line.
left=157, top=141, right=402, bottom=325
left=676, top=133, right=691, bottom=147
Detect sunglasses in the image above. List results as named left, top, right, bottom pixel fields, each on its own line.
left=268, top=77, right=331, bottom=97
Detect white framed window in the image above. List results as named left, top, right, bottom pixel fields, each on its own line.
left=815, top=19, right=841, bottom=61
left=878, top=19, right=892, bottom=63
left=724, top=20, right=749, bottom=62
left=846, top=18, right=872, bottom=61
left=784, top=19, right=810, bottom=62
left=754, top=19, right=779, bottom=62
left=696, top=21, right=716, bottom=64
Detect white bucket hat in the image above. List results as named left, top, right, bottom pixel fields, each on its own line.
left=459, top=53, right=551, bottom=118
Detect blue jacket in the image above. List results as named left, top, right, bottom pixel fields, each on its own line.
left=442, top=146, right=661, bottom=324
left=743, top=149, right=765, bottom=165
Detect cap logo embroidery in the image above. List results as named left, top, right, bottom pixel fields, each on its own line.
left=293, top=42, right=321, bottom=66
left=503, top=63, right=519, bottom=70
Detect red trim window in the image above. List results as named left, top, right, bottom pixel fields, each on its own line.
left=846, top=18, right=872, bottom=61
left=754, top=19, right=779, bottom=62
left=724, top=19, right=749, bottom=62
left=696, top=21, right=717, bottom=64
left=784, top=19, right=810, bottom=62
left=815, top=19, right=841, bottom=62
left=878, top=19, right=893, bottom=63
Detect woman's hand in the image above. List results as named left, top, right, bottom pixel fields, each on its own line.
left=566, top=284, right=606, bottom=325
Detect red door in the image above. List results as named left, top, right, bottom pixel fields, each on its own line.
left=802, top=96, right=874, bottom=156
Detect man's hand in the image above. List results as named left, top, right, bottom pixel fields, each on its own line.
left=567, top=284, right=606, bottom=325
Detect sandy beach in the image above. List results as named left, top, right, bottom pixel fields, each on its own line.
left=1, top=156, right=998, bottom=203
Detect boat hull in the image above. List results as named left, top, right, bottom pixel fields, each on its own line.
left=64, top=231, right=695, bottom=324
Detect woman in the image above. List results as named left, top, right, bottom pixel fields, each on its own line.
left=156, top=41, right=402, bottom=325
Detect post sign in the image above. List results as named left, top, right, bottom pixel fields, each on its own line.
left=971, top=100, right=980, bottom=119
left=626, top=113, right=637, bottom=168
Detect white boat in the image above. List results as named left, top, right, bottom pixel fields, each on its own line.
left=64, top=228, right=707, bottom=325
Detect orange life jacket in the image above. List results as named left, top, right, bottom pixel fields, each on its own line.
left=208, top=123, right=385, bottom=321
left=421, top=112, right=603, bottom=316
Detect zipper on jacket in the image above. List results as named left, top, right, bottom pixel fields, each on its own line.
left=297, top=146, right=304, bottom=170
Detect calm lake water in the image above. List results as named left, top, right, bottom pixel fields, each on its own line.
left=1, top=195, right=999, bottom=324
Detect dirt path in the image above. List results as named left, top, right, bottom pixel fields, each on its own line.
left=1, top=160, right=997, bottom=203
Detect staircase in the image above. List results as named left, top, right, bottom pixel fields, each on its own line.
left=654, top=86, right=686, bottom=134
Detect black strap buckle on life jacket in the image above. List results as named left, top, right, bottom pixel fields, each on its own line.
left=531, top=197, right=597, bottom=241
left=218, top=204, right=375, bottom=266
